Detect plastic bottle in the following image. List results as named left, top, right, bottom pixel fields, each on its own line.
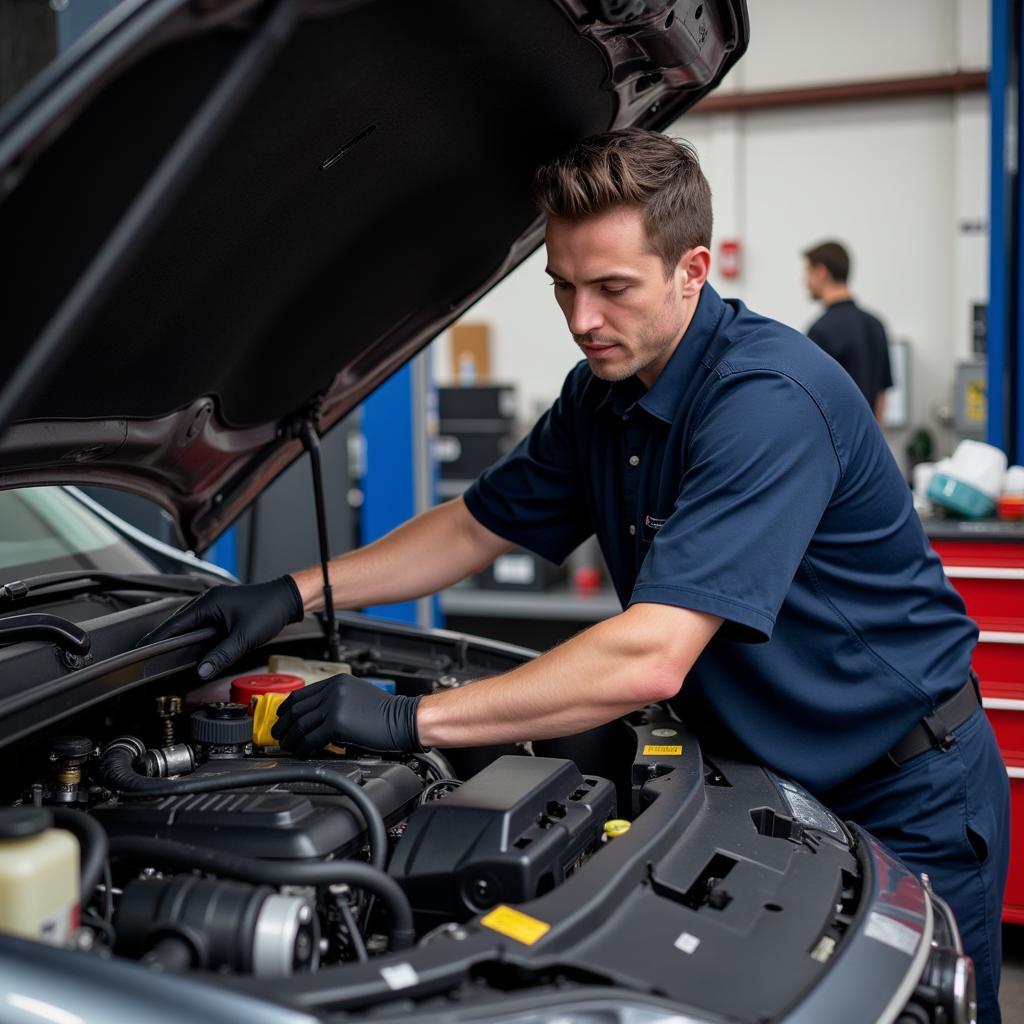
left=0, top=808, right=79, bottom=945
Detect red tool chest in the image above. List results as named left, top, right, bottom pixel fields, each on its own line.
left=927, top=521, right=1024, bottom=924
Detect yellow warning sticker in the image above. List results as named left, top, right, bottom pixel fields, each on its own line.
left=965, top=379, right=987, bottom=424
left=480, top=905, right=551, bottom=945
left=643, top=744, right=683, bottom=756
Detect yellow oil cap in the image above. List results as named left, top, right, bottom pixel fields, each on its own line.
left=603, top=819, right=631, bottom=838
left=251, top=691, right=345, bottom=754
left=251, top=691, right=289, bottom=746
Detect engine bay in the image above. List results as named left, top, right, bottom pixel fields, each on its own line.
left=0, top=603, right=968, bottom=1024
left=0, top=641, right=635, bottom=980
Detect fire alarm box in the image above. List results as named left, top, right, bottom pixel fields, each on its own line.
left=718, top=239, right=741, bottom=279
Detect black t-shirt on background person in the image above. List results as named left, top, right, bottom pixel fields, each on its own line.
left=807, top=299, right=894, bottom=408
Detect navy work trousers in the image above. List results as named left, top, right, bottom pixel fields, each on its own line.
left=821, top=709, right=1010, bottom=1023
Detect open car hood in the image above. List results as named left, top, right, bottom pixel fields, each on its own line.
left=0, top=0, right=747, bottom=551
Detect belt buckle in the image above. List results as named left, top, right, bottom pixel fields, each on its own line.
left=921, top=708, right=955, bottom=752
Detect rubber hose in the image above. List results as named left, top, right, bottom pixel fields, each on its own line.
left=50, top=806, right=109, bottom=906
left=142, top=934, right=197, bottom=972
left=99, top=738, right=388, bottom=870
left=108, top=836, right=416, bottom=951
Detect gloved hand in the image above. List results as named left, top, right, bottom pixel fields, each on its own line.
left=139, top=576, right=304, bottom=679
left=271, top=675, right=424, bottom=757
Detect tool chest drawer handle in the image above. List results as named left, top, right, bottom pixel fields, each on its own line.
left=944, top=566, right=1024, bottom=580
left=1007, top=766, right=1024, bottom=779
left=978, top=631, right=1024, bottom=644
left=983, top=698, right=1024, bottom=711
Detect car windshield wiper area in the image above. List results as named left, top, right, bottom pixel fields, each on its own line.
left=0, top=571, right=214, bottom=606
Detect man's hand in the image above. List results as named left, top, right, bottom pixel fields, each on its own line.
left=271, top=675, right=424, bottom=757
left=139, top=576, right=304, bottom=679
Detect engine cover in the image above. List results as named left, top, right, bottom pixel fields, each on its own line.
left=93, top=757, right=421, bottom=859
left=389, top=755, right=615, bottom=927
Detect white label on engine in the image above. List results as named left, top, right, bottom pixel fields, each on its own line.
left=673, top=931, right=701, bottom=954
left=864, top=912, right=919, bottom=956
left=494, top=554, right=535, bottom=584
left=380, top=963, right=420, bottom=990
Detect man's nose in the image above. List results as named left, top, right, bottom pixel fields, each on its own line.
left=569, top=293, right=603, bottom=335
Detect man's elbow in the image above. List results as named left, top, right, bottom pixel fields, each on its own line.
left=613, top=604, right=722, bottom=706
left=619, top=635, right=693, bottom=705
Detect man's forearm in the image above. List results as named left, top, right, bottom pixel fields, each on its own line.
left=293, top=497, right=512, bottom=612
left=417, top=603, right=722, bottom=747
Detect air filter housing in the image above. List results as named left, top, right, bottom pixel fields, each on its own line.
left=389, top=756, right=615, bottom=927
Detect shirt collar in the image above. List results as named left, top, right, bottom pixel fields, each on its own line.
left=595, top=284, right=726, bottom=423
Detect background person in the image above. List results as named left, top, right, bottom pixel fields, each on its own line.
left=804, top=240, right=894, bottom=425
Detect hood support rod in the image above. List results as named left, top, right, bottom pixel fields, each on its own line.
left=298, top=420, right=342, bottom=663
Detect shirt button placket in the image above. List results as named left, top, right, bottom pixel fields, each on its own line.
left=622, top=416, right=643, bottom=557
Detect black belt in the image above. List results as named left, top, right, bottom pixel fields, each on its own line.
left=861, top=673, right=980, bottom=780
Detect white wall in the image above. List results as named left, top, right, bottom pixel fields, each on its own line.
left=433, top=0, right=991, bottom=462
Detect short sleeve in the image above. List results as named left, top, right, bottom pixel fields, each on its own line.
left=463, top=369, right=593, bottom=565
left=629, top=370, right=842, bottom=642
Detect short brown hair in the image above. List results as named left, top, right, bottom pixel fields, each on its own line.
left=533, top=129, right=712, bottom=275
left=803, top=241, right=850, bottom=283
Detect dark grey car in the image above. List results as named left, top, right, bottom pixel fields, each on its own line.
left=0, top=2, right=975, bottom=1022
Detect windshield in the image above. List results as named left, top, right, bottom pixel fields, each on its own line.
left=0, top=487, right=155, bottom=579
left=1, top=2, right=123, bottom=111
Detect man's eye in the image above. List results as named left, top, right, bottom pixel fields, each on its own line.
left=602, top=285, right=628, bottom=295
left=550, top=280, right=572, bottom=291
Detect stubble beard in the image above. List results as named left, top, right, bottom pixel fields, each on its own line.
left=578, top=322, right=682, bottom=383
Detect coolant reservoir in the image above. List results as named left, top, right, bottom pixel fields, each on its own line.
left=189, top=655, right=352, bottom=706
left=0, top=808, right=79, bottom=945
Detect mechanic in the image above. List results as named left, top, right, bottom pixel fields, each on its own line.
left=803, top=239, right=894, bottom=426
left=146, top=130, right=1009, bottom=1021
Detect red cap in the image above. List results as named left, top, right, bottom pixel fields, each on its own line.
left=231, top=673, right=305, bottom=711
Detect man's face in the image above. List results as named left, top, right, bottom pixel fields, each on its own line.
left=545, top=207, right=694, bottom=388
left=804, top=259, right=826, bottom=301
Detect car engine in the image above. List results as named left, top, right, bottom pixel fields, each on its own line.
left=0, top=651, right=619, bottom=978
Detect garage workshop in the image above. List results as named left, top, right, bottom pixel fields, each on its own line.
left=0, top=1, right=1022, bottom=1022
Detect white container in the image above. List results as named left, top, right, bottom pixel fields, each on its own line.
left=944, top=440, right=1008, bottom=500
left=912, top=462, right=935, bottom=510
left=1004, top=466, right=1024, bottom=497
left=0, top=810, right=79, bottom=945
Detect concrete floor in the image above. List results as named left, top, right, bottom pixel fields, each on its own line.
left=1001, top=925, right=1024, bottom=1021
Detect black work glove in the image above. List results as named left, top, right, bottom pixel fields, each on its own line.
left=271, top=675, right=424, bottom=757
left=139, top=576, right=304, bottom=679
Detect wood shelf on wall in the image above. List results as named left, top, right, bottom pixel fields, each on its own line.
left=690, top=70, right=988, bottom=116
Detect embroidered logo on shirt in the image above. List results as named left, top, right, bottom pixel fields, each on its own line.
left=641, top=514, right=667, bottom=544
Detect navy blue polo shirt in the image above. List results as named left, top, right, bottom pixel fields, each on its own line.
left=463, top=284, right=977, bottom=791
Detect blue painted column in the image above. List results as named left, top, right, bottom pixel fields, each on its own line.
left=204, top=528, right=239, bottom=577
left=988, top=0, right=1021, bottom=461
left=361, top=356, right=437, bottom=625
left=1017, top=1, right=1024, bottom=463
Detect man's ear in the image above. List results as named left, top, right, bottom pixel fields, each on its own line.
left=679, top=246, right=711, bottom=296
